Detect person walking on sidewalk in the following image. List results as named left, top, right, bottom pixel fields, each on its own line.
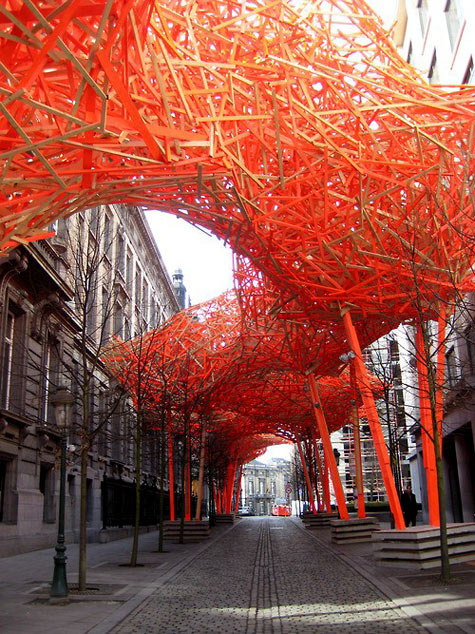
left=401, top=484, right=418, bottom=527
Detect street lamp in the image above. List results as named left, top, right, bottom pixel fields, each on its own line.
left=50, top=386, right=74, bottom=601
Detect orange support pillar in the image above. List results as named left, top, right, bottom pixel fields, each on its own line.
left=167, top=431, right=175, bottom=521
left=342, top=311, right=405, bottom=530
left=416, top=324, right=439, bottom=526
left=183, top=433, right=191, bottom=522
left=194, top=423, right=207, bottom=521
left=295, top=431, right=316, bottom=513
left=322, top=461, right=330, bottom=513
left=436, top=311, right=446, bottom=455
left=308, top=374, right=349, bottom=520
left=225, top=462, right=238, bottom=514
left=350, top=365, right=365, bottom=518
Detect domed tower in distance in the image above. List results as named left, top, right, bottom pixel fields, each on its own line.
left=172, top=268, right=187, bottom=310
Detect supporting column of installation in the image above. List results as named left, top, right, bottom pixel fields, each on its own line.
left=294, top=428, right=316, bottom=512
left=168, top=430, right=175, bottom=521
left=224, top=461, right=238, bottom=514
left=415, top=323, right=439, bottom=526
left=436, top=312, right=446, bottom=454
left=350, top=364, right=365, bottom=518
left=194, top=423, right=207, bottom=521
left=185, top=454, right=192, bottom=521
left=308, top=374, right=349, bottom=520
left=342, top=311, right=405, bottom=529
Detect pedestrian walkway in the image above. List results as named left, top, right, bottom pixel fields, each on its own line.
left=0, top=517, right=473, bottom=634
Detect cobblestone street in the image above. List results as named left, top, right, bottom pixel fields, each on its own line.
left=112, top=517, right=425, bottom=634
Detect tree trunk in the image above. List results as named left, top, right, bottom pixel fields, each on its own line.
left=419, top=320, right=451, bottom=583
left=78, top=390, right=90, bottom=591
left=158, top=420, right=165, bottom=553
left=130, top=411, right=141, bottom=566
left=78, top=438, right=88, bottom=591
left=179, top=422, right=187, bottom=544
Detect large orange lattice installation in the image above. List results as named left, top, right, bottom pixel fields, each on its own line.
left=103, top=290, right=377, bottom=519
left=0, top=0, right=473, bottom=316
left=1, top=0, right=474, bottom=528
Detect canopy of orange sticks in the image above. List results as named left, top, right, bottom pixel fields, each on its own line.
left=102, top=290, right=380, bottom=468
left=1, top=1, right=473, bottom=468
left=0, top=0, right=473, bottom=322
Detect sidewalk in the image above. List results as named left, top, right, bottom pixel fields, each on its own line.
left=1, top=518, right=474, bottom=634
left=291, top=518, right=475, bottom=634
left=0, top=524, right=234, bottom=634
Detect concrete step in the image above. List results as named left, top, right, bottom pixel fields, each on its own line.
left=330, top=517, right=380, bottom=544
left=214, top=514, right=235, bottom=524
left=163, top=520, right=210, bottom=542
left=373, top=522, right=475, bottom=569
left=303, top=512, right=339, bottom=528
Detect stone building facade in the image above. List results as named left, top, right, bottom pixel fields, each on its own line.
left=0, top=205, right=180, bottom=556
left=240, top=458, right=291, bottom=515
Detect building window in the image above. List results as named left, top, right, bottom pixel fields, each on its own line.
left=428, top=50, right=439, bottom=84
left=126, top=250, right=133, bottom=289
left=0, top=460, right=6, bottom=522
left=445, top=345, right=458, bottom=387
left=44, top=338, right=61, bottom=425
left=142, top=281, right=149, bottom=323
left=259, top=479, right=265, bottom=494
left=114, top=304, right=123, bottom=339
left=407, top=41, right=413, bottom=64
left=135, top=267, right=142, bottom=310
left=1, top=305, right=26, bottom=414
left=417, top=0, right=429, bottom=36
left=462, top=57, right=474, bottom=85
left=465, top=321, right=475, bottom=374
left=444, top=0, right=462, bottom=50
left=2, top=311, right=15, bottom=410
left=39, top=464, right=55, bottom=523
left=111, top=408, right=122, bottom=462
left=103, top=214, right=111, bottom=260
left=116, top=233, right=125, bottom=278
left=248, top=479, right=254, bottom=495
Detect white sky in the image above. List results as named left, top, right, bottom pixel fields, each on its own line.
left=144, top=210, right=234, bottom=306
left=145, top=1, right=397, bottom=463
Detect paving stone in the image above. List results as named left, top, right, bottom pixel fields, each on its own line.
left=111, top=518, right=425, bottom=634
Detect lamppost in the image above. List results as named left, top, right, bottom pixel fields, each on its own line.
left=50, top=386, right=74, bottom=601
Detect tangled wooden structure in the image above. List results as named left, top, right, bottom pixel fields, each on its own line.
left=103, top=290, right=380, bottom=520
left=1, top=0, right=474, bottom=528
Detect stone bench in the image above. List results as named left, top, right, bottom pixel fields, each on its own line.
left=303, top=512, right=339, bottom=528
left=330, top=516, right=380, bottom=544
left=214, top=513, right=235, bottom=524
left=373, top=522, right=475, bottom=569
left=163, top=520, right=210, bottom=542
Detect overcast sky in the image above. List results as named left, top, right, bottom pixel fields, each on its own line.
left=144, top=211, right=234, bottom=306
